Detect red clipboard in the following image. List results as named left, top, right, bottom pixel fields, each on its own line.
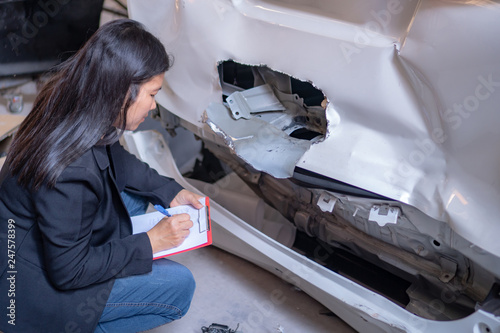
left=131, top=197, right=212, bottom=259
left=153, top=196, right=212, bottom=259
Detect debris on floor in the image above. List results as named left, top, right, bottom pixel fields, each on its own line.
left=201, top=323, right=240, bottom=333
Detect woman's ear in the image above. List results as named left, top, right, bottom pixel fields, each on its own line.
left=128, top=84, right=139, bottom=102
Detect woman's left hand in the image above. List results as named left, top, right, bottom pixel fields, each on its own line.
left=170, top=189, right=204, bottom=209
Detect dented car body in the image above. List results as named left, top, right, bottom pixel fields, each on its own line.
left=127, top=0, right=500, bottom=332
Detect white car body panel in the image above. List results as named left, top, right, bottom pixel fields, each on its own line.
left=127, top=0, right=500, bottom=331
left=128, top=0, right=500, bottom=258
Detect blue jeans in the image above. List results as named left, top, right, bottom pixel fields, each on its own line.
left=93, top=192, right=196, bottom=332
left=120, top=190, right=150, bottom=217
left=95, top=260, right=195, bottom=332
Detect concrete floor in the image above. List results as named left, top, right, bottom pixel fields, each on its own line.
left=149, top=246, right=356, bottom=333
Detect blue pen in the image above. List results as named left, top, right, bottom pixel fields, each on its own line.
left=154, top=205, right=171, bottom=217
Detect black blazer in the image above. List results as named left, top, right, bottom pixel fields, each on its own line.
left=0, top=141, right=183, bottom=332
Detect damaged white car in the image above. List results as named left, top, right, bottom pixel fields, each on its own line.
left=126, top=1, right=500, bottom=332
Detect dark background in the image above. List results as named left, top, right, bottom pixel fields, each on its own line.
left=0, top=0, right=104, bottom=77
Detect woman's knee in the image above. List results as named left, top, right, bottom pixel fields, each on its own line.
left=154, top=260, right=196, bottom=315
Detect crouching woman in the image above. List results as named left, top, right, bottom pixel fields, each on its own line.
left=0, top=19, right=201, bottom=333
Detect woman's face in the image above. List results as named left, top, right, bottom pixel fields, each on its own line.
left=124, top=73, right=165, bottom=131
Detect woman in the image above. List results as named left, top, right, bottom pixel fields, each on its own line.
left=0, top=19, right=202, bottom=332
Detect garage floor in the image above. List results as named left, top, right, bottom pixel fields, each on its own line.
left=148, top=246, right=356, bottom=333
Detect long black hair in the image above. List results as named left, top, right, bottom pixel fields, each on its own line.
left=6, top=19, right=170, bottom=190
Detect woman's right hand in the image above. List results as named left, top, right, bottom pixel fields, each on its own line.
left=146, top=213, right=193, bottom=254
